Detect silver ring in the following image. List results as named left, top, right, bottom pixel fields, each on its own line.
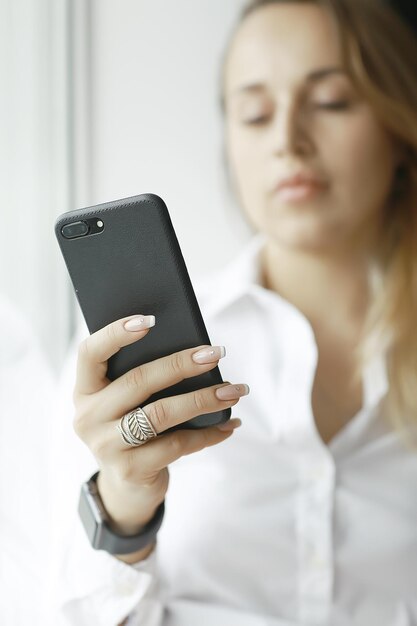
left=117, top=407, right=157, bottom=447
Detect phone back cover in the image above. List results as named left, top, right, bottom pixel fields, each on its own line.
left=55, top=193, right=230, bottom=430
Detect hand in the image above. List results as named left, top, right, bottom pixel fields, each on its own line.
left=73, top=314, right=249, bottom=541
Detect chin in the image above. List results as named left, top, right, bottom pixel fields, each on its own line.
left=264, top=220, right=340, bottom=255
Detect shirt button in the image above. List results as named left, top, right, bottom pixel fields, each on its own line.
left=308, top=547, right=327, bottom=568
left=314, top=555, right=328, bottom=570
left=117, top=581, right=136, bottom=596
left=311, top=465, right=327, bottom=480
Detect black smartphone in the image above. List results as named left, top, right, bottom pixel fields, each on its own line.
left=55, top=193, right=231, bottom=431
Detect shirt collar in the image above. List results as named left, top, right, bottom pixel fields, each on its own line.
left=196, top=234, right=388, bottom=411
left=195, top=234, right=266, bottom=318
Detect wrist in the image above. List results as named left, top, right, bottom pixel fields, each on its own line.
left=97, top=470, right=163, bottom=535
left=78, top=471, right=165, bottom=555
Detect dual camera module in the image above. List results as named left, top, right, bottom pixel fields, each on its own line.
left=61, top=218, right=104, bottom=239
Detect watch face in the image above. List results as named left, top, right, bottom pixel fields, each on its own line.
left=78, top=482, right=102, bottom=548
left=86, top=475, right=110, bottom=522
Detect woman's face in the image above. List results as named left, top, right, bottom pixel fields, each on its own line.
left=224, top=3, right=400, bottom=254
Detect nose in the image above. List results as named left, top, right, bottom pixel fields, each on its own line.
left=272, top=99, right=313, bottom=158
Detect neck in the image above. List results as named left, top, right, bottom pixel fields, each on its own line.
left=261, top=241, right=370, bottom=344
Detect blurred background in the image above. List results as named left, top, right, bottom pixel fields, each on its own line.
left=0, top=0, right=251, bottom=371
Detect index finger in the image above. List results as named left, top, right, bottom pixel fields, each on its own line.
left=75, top=314, right=155, bottom=395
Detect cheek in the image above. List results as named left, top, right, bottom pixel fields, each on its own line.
left=226, top=126, right=265, bottom=215
left=227, top=126, right=259, bottom=181
left=326, top=112, right=396, bottom=212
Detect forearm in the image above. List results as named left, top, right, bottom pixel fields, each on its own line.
left=97, top=471, right=162, bottom=565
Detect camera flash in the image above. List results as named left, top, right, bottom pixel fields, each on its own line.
left=97, top=220, right=103, bottom=228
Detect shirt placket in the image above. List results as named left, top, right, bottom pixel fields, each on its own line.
left=297, top=453, right=335, bottom=624
left=253, top=275, right=338, bottom=623
left=281, top=329, right=336, bottom=625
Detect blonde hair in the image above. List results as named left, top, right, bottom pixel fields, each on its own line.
left=229, top=0, right=417, bottom=442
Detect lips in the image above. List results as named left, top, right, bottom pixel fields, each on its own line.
left=273, top=171, right=328, bottom=203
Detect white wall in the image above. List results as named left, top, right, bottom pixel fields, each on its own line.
left=1, top=1, right=252, bottom=368
left=86, top=0, right=251, bottom=285
left=0, top=0, right=73, bottom=370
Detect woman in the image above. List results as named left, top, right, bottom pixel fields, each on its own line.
left=53, top=1, right=417, bottom=624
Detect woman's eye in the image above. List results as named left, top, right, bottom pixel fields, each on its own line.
left=314, top=101, right=350, bottom=111
left=241, top=115, right=269, bottom=126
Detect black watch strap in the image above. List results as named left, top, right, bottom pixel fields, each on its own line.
left=78, top=471, right=165, bottom=555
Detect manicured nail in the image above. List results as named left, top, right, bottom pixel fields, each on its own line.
left=124, top=315, right=155, bottom=331
left=217, top=418, right=242, bottom=432
left=215, top=384, right=250, bottom=401
left=192, top=346, right=226, bottom=364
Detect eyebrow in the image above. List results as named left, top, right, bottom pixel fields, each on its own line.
left=307, top=67, right=347, bottom=82
left=231, top=67, right=347, bottom=96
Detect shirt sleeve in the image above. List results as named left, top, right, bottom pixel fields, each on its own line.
left=48, top=436, right=164, bottom=626
left=55, top=521, right=163, bottom=626
left=48, top=330, right=164, bottom=626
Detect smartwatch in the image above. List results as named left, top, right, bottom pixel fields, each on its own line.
left=78, top=471, right=165, bottom=555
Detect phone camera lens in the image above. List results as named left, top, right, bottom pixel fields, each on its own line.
left=61, top=221, right=90, bottom=239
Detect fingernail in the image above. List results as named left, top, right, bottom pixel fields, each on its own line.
left=192, top=346, right=226, bottom=364
left=215, top=384, right=250, bottom=401
left=217, top=418, right=242, bottom=432
left=124, top=315, right=155, bottom=331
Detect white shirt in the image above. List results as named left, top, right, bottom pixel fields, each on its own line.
left=0, top=295, right=54, bottom=625
left=51, top=236, right=417, bottom=626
